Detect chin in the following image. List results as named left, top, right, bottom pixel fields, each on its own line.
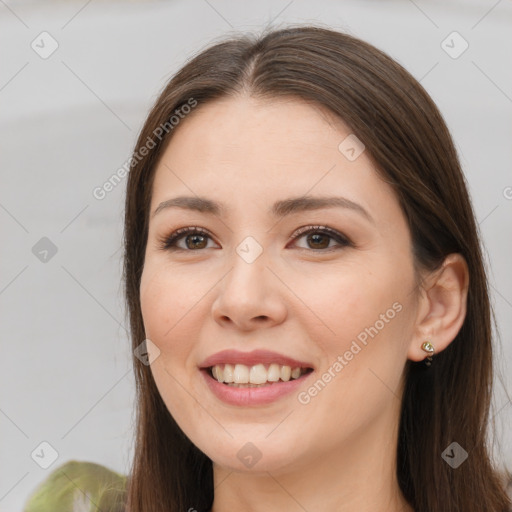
left=206, top=439, right=301, bottom=474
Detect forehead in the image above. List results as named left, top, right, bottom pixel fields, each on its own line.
left=161, top=95, right=351, bottom=164
left=149, top=95, right=403, bottom=231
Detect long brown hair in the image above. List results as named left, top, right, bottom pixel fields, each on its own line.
left=122, top=25, right=512, bottom=511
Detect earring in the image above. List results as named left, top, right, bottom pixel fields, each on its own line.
left=421, top=340, right=435, bottom=366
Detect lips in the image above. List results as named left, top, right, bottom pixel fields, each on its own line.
left=200, top=362, right=315, bottom=406
left=199, top=349, right=314, bottom=370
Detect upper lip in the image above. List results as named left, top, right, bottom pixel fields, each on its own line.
left=199, top=349, right=314, bottom=369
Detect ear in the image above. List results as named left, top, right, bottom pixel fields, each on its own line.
left=407, top=253, right=469, bottom=362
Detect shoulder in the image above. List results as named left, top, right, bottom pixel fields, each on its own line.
left=24, top=460, right=127, bottom=512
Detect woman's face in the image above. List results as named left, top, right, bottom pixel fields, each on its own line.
left=140, top=95, right=421, bottom=474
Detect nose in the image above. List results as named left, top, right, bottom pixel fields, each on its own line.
left=211, top=249, right=288, bottom=331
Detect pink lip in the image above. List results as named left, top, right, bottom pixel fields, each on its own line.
left=200, top=368, right=314, bottom=406
left=199, top=349, right=314, bottom=370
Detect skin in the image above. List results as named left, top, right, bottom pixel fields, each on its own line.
left=139, top=95, right=469, bottom=512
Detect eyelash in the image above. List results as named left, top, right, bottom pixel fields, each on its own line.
left=157, top=225, right=353, bottom=253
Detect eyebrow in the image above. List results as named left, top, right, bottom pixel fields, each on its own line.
left=152, top=195, right=374, bottom=224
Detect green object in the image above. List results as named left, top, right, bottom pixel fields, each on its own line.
left=24, top=460, right=127, bottom=512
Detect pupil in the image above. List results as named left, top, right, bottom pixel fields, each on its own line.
left=187, top=234, right=207, bottom=249
left=308, top=233, right=328, bottom=249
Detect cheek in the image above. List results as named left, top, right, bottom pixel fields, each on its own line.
left=296, top=259, right=414, bottom=405
left=295, top=283, right=411, bottom=446
left=139, top=266, right=196, bottom=398
left=290, top=262, right=400, bottom=347
left=139, top=261, right=207, bottom=343
left=139, top=265, right=207, bottom=419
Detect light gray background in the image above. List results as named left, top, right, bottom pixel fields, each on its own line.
left=1, top=0, right=511, bottom=509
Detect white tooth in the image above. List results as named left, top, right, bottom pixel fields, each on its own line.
left=233, top=364, right=249, bottom=384
left=280, top=365, right=291, bottom=381
left=223, top=364, right=234, bottom=383
left=216, top=365, right=224, bottom=383
left=215, top=362, right=303, bottom=384
left=267, top=363, right=281, bottom=382
left=249, top=364, right=268, bottom=384
left=291, top=367, right=301, bottom=379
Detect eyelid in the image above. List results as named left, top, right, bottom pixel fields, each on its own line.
left=288, top=225, right=352, bottom=249
left=291, top=224, right=341, bottom=239
left=157, top=226, right=217, bottom=251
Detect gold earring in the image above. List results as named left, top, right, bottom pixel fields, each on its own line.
left=421, top=341, right=435, bottom=366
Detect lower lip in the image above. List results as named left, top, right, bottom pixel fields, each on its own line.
left=200, top=369, right=314, bottom=406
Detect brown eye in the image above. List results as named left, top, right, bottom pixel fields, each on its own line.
left=305, top=232, right=331, bottom=249
left=159, top=227, right=216, bottom=251
left=290, top=225, right=352, bottom=252
left=184, top=233, right=208, bottom=249
left=158, top=225, right=352, bottom=253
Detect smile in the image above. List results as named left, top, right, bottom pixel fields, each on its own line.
left=209, top=363, right=313, bottom=386
left=201, top=365, right=314, bottom=406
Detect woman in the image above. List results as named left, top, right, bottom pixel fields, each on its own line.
left=122, top=25, right=511, bottom=512
left=24, top=25, right=512, bottom=512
